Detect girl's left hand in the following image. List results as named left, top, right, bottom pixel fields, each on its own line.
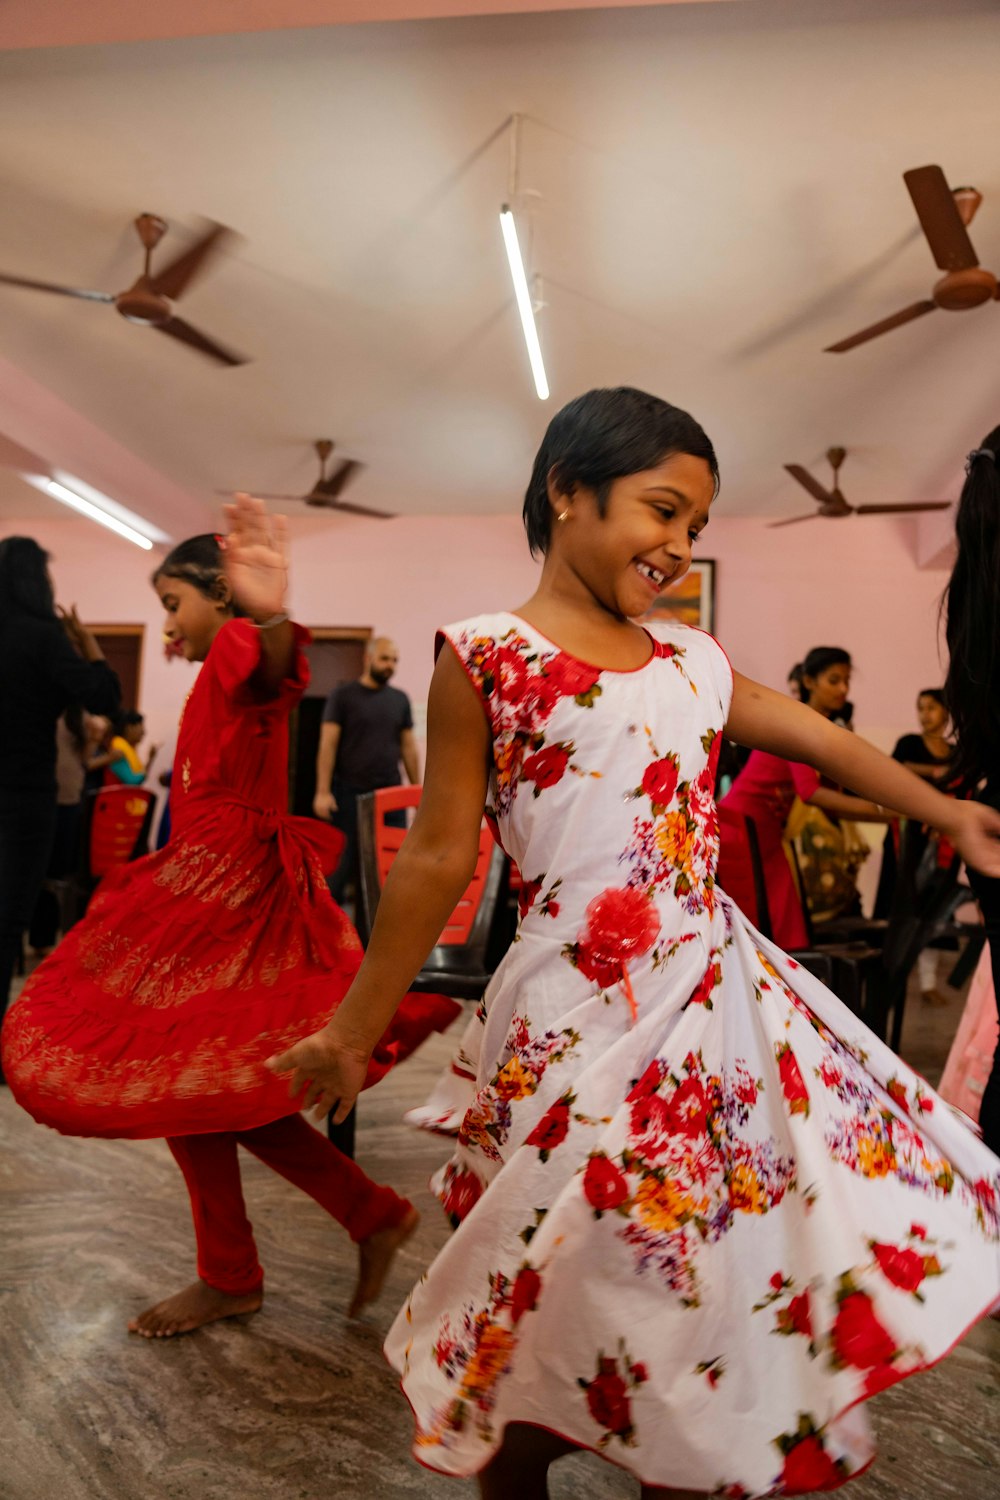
left=222, top=493, right=289, bottom=622
left=265, top=1020, right=372, bottom=1124
left=944, top=800, right=1000, bottom=877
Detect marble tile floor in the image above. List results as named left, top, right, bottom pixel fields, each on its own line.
left=1, top=969, right=997, bottom=1500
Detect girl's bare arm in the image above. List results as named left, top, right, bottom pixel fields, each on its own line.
left=267, top=647, right=491, bottom=1117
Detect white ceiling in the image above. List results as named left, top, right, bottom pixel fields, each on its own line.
left=0, top=0, right=997, bottom=534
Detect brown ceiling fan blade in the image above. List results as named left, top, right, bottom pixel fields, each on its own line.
left=0, top=272, right=114, bottom=303
left=768, top=514, right=820, bottom=529
left=155, top=316, right=248, bottom=365
left=903, top=165, right=979, bottom=272
left=854, top=502, right=952, bottom=515
left=315, top=459, right=363, bottom=498
left=825, top=300, right=937, bottom=352
left=312, top=497, right=395, bottom=519
left=149, top=221, right=236, bottom=301
left=784, top=464, right=832, bottom=506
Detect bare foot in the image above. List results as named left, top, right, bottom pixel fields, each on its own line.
left=128, top=1279, right=263, bottom=1339
left=349, top=1206, right=420, bottom=1318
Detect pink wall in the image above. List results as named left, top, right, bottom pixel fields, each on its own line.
left=1, top=508, right=947, bottom=766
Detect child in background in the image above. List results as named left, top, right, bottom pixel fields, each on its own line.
left=105, top=709, right=159, bottom=786
left=3, top=496, right=457, bottom=1336
left=272, top=389, right=1000, bottom=1499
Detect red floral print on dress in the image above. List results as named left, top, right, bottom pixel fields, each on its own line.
left=777, top=1425, right=848, bottom=1493
left=522, top=743, right=572, bottom=794
left=775, top=1042, right=810, bottom=1117
left=583, top=1153, right=631, bottom=1215
left=831, top=1288, right=898, bottom=1371
left=577, top=1343, right=647, bottom=1449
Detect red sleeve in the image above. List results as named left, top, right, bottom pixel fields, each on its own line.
left=207, top=618, right=311, bottom=712
left=788, top=759, right=821, bottom=801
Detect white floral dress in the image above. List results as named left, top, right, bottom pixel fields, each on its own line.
left=384, top=613, right=1000, bottom=1496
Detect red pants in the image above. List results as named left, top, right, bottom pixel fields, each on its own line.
left=167, top=1113, right=411, bottom=1297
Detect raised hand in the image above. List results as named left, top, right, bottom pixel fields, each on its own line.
left=222, top=493, right=289, bottom=624
left=265, top=1019, right=372, bottom=1123
left=946, top=800, right=1000, bottom=878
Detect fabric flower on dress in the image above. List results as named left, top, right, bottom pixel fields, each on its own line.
left=566, top=886, right=661, bottom=1020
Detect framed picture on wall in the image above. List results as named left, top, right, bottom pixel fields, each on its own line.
left=643, top=559, right=716, bottom=633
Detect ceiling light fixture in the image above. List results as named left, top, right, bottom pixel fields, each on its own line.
left=23, top=473, right=160, bottom=550
left=500, top=114, right=549, bottom=400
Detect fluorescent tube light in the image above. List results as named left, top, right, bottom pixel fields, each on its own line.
left=499, top=205, right=549, bottom=400
left=24, top=474, right=157, bottom=550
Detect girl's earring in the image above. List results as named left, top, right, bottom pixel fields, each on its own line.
left=557, top=509, right=570, bottom=523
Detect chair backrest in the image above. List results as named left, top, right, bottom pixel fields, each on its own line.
left=881, top=819, right=965, bottom=979
left=86, top=786, right=156, bottom=878
left=356, top=785, right=505, bottom=957
left=717, top=807, right=774, bottom=940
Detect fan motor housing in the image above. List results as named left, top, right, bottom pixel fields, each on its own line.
left=934, top=266, right=997, bottom=310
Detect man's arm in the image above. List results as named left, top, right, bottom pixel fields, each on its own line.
left=400, top=727, right=420, bottom=786
left=313, top=721, right=342, bottom=819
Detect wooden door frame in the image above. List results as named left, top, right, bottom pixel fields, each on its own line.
left=91, top=623, right=146, bottom=709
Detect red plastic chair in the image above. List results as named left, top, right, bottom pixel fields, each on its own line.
left=356, top=785, right=508, bottom=997
left=86, top=786, right=157, bottom=879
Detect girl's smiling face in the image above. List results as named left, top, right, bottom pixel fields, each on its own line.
left=552, top=452, right=715, bottom=620
left=155, top=573, right=231, bottom=662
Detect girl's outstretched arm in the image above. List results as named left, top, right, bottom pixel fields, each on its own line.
left=267, top=645, right=492, bottom=1120
left=726, top=670, right=1000, bottom=876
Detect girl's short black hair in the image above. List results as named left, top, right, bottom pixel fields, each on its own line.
left=799, top=646, right=852, bottom=702
left=116, top=710, right=145, bottom=730
left=522, top=387, right=720, bottom=557
left=0, top=535, right=56, bottom=624
left=152, top=534, right=245, bottom=615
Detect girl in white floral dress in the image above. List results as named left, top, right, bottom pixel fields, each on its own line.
left=271, top=389, right=1000, bottom=1499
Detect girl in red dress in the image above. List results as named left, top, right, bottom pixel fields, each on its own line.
left=2, top=495, right=456, bottom=1336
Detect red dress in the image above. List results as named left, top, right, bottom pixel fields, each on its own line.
left=718, top=749, right=820, bottom=948
left=2, top=620, right=457, bottom=1139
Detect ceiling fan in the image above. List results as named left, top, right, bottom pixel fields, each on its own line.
left=826, top=165, right=998, bottom=353
left=770, top=448, right=952, bottom=528
left=0, top=213, right=247, bottom=365
left=218, top=439, right=393, bottom=518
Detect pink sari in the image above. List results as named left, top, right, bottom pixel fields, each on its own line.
left=938, top=946, right=999, bottom=1125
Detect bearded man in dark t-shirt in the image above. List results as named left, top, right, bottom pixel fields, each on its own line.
left=313, top=636, right=419, bottom=902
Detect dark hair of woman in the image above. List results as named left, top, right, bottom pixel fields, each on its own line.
left=944, top=427, right=1000, bottom=789
left=797, top=646, right=852, bottom=704
left=63, top=704, right=88, bottom=756
left=522, top=387, right=720, bottom=558
left=918, top=687, right=948, bottom=710
left=152, top=534, right=245, bottom=615
left=0, top=536, right=56, bottom=625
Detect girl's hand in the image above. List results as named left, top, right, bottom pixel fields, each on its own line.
left=58, top=605, right=104, bottom=662
left=265, top=1021, right=372, bottom=1124
left=222, top=493, right=289, bottom=622
left=942, top=800, right=1000, bottom=877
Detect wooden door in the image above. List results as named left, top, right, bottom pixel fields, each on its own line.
left=92, top=625, right=145, bottom=714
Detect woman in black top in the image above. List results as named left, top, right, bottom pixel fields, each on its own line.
left=0, top=537, right=120, bottom=1036
left=944, top=428, right=1000, bottom=1154
left=873, top=689, right=953, bottom=926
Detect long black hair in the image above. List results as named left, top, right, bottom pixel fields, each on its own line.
left=522, top=387, right=719, bottom=558
left=152, top=533, right=245, bottom=615
left=0, top=536, right=56, bottom=625
left=944, top=427, right=1000, bottom=788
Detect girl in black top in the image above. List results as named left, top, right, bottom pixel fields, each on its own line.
left=0, top=537, right=120, bottom=1035
left=944, top=428, right=1000, bottom=1154
left=873, top=689, right=954, bottom=932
